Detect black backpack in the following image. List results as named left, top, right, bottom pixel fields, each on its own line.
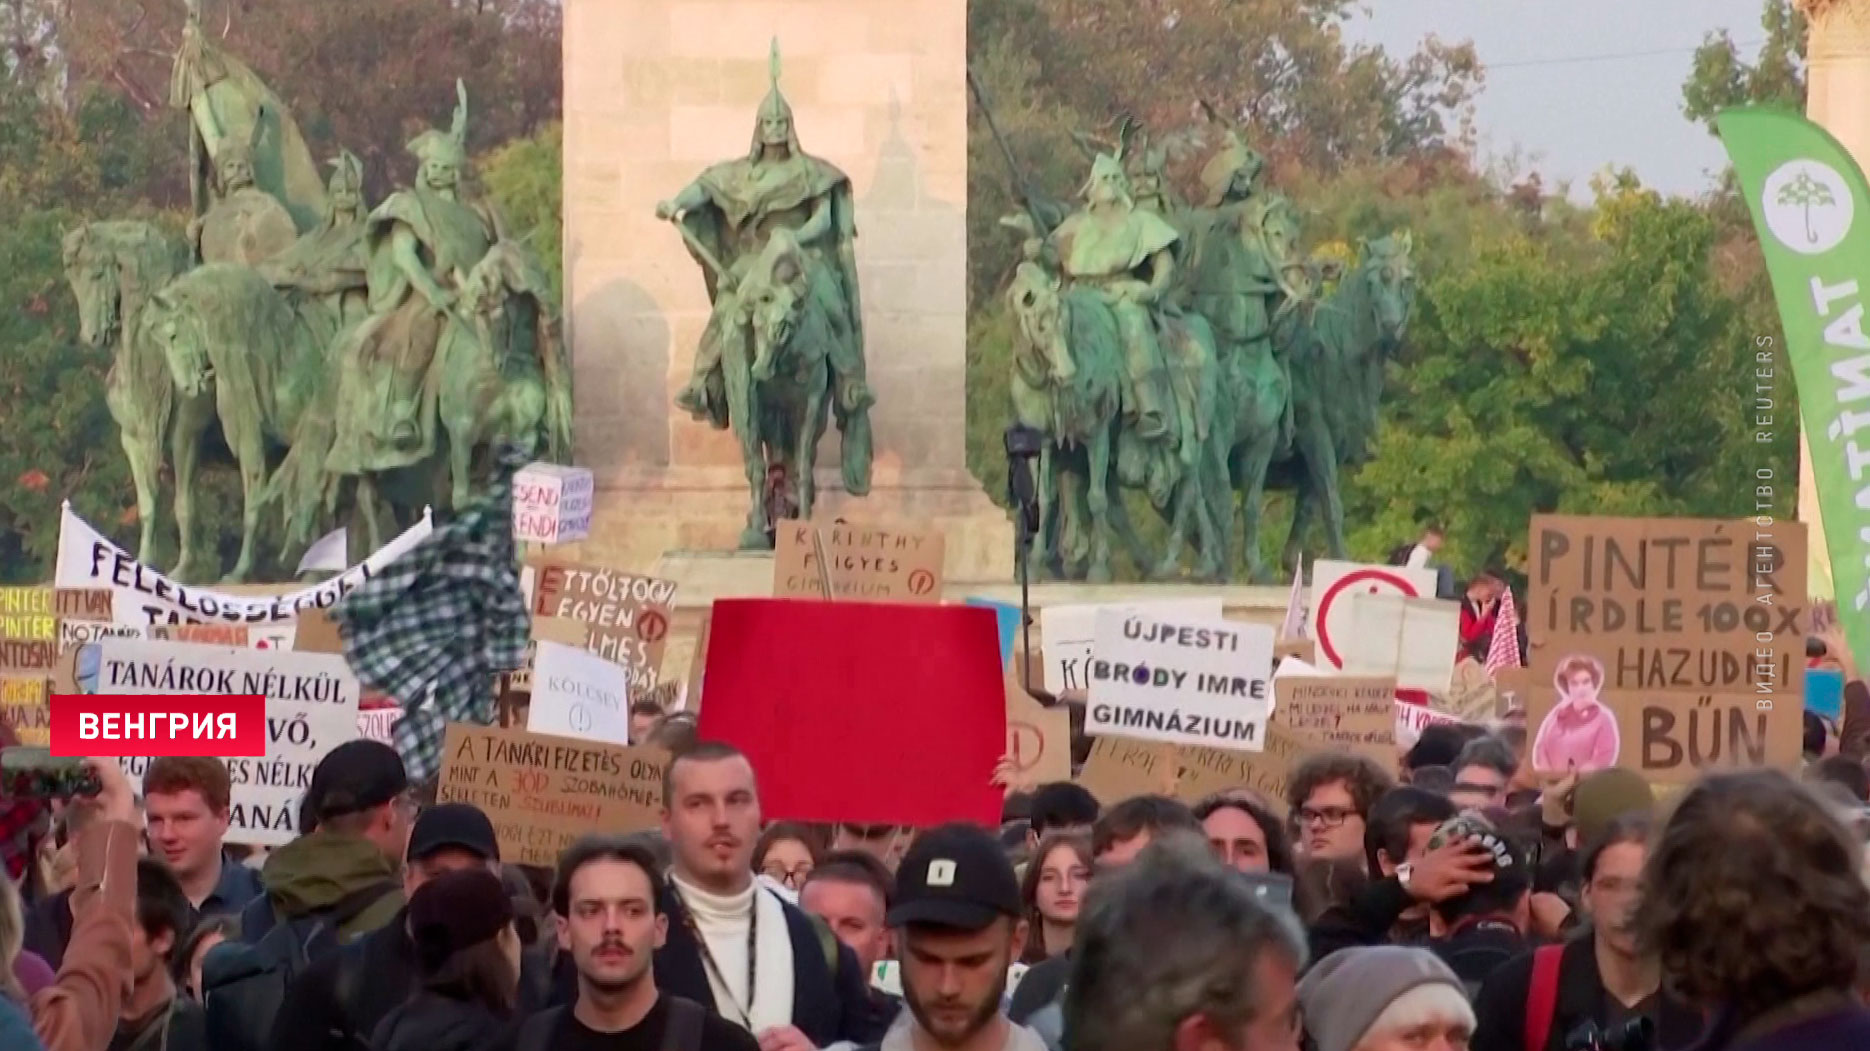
left=513, top=997, right=705, bottom=1051
left=202, top=880, right=398, bottom=1051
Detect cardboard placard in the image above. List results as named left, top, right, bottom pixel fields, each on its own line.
left=1005, top=677, right=1071, bottom=787
left=0, top=587, right=56, bottom=641
left=58, top=620, right=142, bottom=647
left=1, top=678, right=49, bottom=746
left=1525, top=515, right=1806, bottom=781
left=1440, top=658, right=1501, bottom=723
left=1075, top=737, right=1177, bottom=805
left=772, top=520, right=946, bottom=602
left=1272, top=676, right=1396, bottom=765
left=1396, top=700, right=1464, bottom=747
left=529, top=562, right=675, bottom=687
left=438, top=723, right=666, bottom=867
left=1087, top=611, right=1274, bottom=751
left=55, top=588, right=113, bottom=621
left=0, top=638, right=58, bottom=674
left=1174, top=723, right=1319, bottom=817
left=150, top=623, right=251, bottom=647
left=686, top=613, right=712, bottom=710
left=293, top=608, right=344, bottom=654
left=1274, top=637, right=1316, bottom=664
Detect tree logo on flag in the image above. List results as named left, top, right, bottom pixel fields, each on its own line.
left=1763, top=160, right=1853, bottom=255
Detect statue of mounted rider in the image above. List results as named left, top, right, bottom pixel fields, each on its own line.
left=656, top=39, right=874, bottom=549
left=60, top=0, right=569, bottom=583
left=972, top=76, right=1418, bottom=583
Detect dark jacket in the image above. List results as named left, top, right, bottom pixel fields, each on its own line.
left=1431, top=921, right=1531, bottom=996
left=235, top=832, right=404, bottom=944
left=368, top=992, right=516, bottom=1051
left=1471, top=936, right=1705, bottom=1051
left=1840, top=680, right=1870, bottom=759
left=1686, top=995, right=1870, bottom=1051
left=653, top=885, right=883, bottom=1046
left=270, top=908, right=553, bottom=1051
left=109, top=997, right=209, bottom=1051
left=1305, top=875, right=1431, bottom=963
left=1008, top=954, right=1069, bottom=1024
left=22, top=889, right=74, bottom=971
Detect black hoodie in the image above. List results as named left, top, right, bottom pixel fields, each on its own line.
left=368, top=992, right=516, bottom=1051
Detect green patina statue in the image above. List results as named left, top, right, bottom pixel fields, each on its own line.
left=65, top=8, right=570, bottom=582
left=973, top=72, right=1417, bottom=582
left=657, top=39, right=873, bottom=548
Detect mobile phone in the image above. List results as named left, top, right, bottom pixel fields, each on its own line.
left=1235, top=870, right=1295, bottom=913
left=0, top=748, right=100, bottom=800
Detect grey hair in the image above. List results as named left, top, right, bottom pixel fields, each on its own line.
left=1453, top=735, right=1518, bottom=780
left=1064, top=829, right=1306, bottom=1051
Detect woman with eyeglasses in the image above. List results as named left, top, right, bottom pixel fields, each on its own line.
left=753, top=822, right=825, bottom=892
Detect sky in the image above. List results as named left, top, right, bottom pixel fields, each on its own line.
left=1345, top=0, right=1778, bottom=199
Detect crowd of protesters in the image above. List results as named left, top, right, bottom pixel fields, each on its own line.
left=3, top=665, right=1870, bottom=1051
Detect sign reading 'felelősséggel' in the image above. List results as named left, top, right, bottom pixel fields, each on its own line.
left=1087, top=611, right=1274, bottom=751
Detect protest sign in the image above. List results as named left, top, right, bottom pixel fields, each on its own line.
left=56, top=505, right=432, bottom=627
left=1005, top=677, right=1071, bottom=787
left=528, top=640, right=632, bottom=746
left=772, top=520, right=946, bottom=602
left=968, top=598, right=1024, bottom=668
left=151, top=624, right=251, bottom=647
left=0, top=638, right=57, bottom=675
left=0, top=588, right=55, bottom=640
left=59, top=621, right=142, bottom=648
left=437, top=723, right=666, bottom=867
left=1525, top=515, right=1806, bottom=782
left=1395, top=699, right=1464, bottom=747
left=1076, top=737, right=1177, bottom=805
left=56, top=588, right=113, bottom=621
left=356, top=707, right=398, bottom=745
left=1339, top=592, right=1459, bottom=692
left=1, top=679, right=48, bottom=746
left=1086, top=611, right=1274, bottom=751
left=1439, top=658, right=1502, bottom=723
left=94, top=639, right=361, bottom=845
left=1494, top=666, right=1538, bottom=712
left=1273, top=677, right=1396, bottom=765
left=1174, top=723, right=1317, bottom=817
left=1040, top=598, right=1223, bottom=694
left=1307, top=560, right=1438, bottom=671
left=1274, top=638, right=1315, bottom=665
left=686, top=613, right=711, bottom=710
left=699, top=599, right=1004, bottom=825
left=512, top=462, right=595, bottom=544
left=529, top=561, right=675, bottom=689
left=293, top=608, right=343, bottom=654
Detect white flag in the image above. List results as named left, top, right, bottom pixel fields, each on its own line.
left=296, top=528, right=349, bottom=575
left=1279, top=569, right=1306, bottom=639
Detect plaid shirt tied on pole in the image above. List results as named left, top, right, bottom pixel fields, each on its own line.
left=334, top=445, right=532, bottom=781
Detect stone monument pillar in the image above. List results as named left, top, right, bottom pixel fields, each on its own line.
left=1799, top=0, right=1870, bottom=595
left=560, top=0, right=1011, bottom=584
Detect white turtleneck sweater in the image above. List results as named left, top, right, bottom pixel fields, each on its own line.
left=671, top=871, right=796, bottom=1033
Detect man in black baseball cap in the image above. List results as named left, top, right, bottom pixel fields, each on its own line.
left=882, top=824, right=1047, bottom=1051
left=269, top=803, right=513, bottom=1051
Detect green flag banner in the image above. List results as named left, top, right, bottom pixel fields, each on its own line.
left=1719, top=106, right=1870, bottom=661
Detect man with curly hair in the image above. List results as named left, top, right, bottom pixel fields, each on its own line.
left=1635, top=769, right=1870, bottom=1049
left=1285, top=753, right=1394, bottom=862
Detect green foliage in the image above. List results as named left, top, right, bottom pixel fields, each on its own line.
left=1683, top=0, right=1806, bottom=130
left=480, top=121, right=563, bottom=303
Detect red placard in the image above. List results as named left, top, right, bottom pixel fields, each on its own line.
left=697, top=599, right=1005, bottom=827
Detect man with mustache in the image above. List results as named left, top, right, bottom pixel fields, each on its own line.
left=858, top=824, right=1046, bottom=1051
left=515, top=835, right=758, bottom=1050
left=656, top=742, right=884, bottom=1048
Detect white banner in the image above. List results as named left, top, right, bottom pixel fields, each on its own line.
left=1040, top=598, right=1223, bottom=694
left=527, top=639, right=632, bottom=746
left=93, top=639, right=362, bottom=846
left=1086, top=610, right=1274, bottom=751
left=55, top=504, right=431, bottom=627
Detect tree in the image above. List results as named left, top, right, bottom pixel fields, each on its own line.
left=1683, top=0, right=1805, bottom=130
left=480, top=121, right=563, bottom=301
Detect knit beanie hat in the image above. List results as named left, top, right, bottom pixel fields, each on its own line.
left=1297, top=946, right=1466, bottom=1051
left=1572, top=768, right=1654, bottom=846
left=407, top=868, right=515, bottom=972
